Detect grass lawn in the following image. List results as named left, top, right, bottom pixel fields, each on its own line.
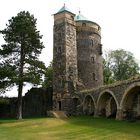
left=0, top=116, right=140, bottom=140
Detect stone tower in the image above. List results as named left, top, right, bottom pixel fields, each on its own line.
left=53, top=5, right=103, bottom=112
left=75, top=12, right=103, bottom=90
left=53, top=5, right=78, bottom=111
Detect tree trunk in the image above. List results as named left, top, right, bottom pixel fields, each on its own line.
left=17, top=83, right=23, bottom=119
left=17, top=44, right=24, bottom=120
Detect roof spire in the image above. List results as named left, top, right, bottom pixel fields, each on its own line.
left=54, top=4, right=75, bottom=15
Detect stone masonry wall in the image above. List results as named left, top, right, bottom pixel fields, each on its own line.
left=53, top=11, right=78, bottom=111
left=76, top=27, right=103, bottom=90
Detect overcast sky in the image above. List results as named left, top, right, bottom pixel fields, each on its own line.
left=1, top=0, right=140, bottom=96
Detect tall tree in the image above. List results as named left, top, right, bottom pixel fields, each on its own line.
left=103, top=49, right=140, bottom=84
left=0, top=11, right=46, bottom=119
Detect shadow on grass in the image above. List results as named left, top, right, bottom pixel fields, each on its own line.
left=64, top=116, right=140, bottom=137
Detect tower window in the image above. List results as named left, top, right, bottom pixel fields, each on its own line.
left=82, top=23, right=86, bottom=27
left=91, top=55, right=96, bottom=63
left=91, top=56, right=95, bottom=63
left=97, top=44, right=102, bottom=55
left=93, top=73, right=95, bottom=80
left=57, top=47, right=62, bottom=53
left=91, top=39, right=94, bottom=46
left=71, top=16, right=74, bottom=20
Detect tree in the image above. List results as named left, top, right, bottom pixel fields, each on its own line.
left=103, top=49, right=140, bottom=84
left=103, top=58, right=115, bottom=85
left=0, top=62, right=15, bottom=94
left=0, top=11, right=46, bottom=119
left=42, top=61, right=53, bottom=88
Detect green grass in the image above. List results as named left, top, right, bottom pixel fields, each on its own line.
left=0, top=116, right=140, bottom=140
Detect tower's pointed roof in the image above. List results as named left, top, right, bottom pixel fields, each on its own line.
left=54, top=4, right=75, bottom=15
left=74, top=11, right=88, bottom=21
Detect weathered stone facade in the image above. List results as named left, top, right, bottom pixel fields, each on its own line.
left=76, top=21, right=103, bottom=90
left=53, top=6, right=103, bottom=112
left=53, top=5, right=103, bottom=112
left=53, top=5, right=140, bottom=120
left=53, top=7, right=78, bottom=111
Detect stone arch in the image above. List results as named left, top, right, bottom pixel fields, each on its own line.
left=97, top=90, right=119, bottom=118
left=120, top=83, right=140, bottom=120
left=83, top=94, right=96, bottom=116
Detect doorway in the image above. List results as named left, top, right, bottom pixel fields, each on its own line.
left=58, top=101, right=61, bottom=111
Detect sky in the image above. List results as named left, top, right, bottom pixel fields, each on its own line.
left=1, top=0, right=140, bottom=97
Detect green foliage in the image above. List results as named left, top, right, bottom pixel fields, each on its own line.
left=42, top=61, right=53, bottom=88
left=0, top=11, right=46, bottom=91
left=103, top=49, right=140, bottom=84
left=0, top=63, right=15, bottom=93
left=0, top=11, right=46, bottom=118
left=103, top=58, right=115, bottom=84
left=0, top=97, right=10, bottom=104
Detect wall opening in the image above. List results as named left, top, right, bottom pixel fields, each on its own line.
left=92, top=73, right=95, bottom=80
left=72, top=98, right=80, bottom=115
left=83, top=95, right=95, bottom=116
left=121, top=86, right=140, bottom=120
left=58, top=101, right=61, bottom=111
left=82, top=23, right=86, bottom=27
left=91, top=56, right=95, bottom=63
left=98, top=92, right=117, bottom=119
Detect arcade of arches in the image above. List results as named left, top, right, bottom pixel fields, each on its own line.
left=75, top=81, right=140, bottom=120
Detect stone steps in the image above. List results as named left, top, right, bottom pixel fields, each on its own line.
left=47, top=111, right=67, bottom=118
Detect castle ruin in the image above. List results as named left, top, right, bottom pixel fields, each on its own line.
left=53, top=5, right=140, bottom=120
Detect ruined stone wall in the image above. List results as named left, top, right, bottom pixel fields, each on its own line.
left=23, top=88, right=53, bottom=117
left=0, top=88, right=53, bottom=118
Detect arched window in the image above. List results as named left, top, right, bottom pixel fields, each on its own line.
left=91, top=55, right=96, bottom=63
left=82, top=23, right=86, bottom=27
